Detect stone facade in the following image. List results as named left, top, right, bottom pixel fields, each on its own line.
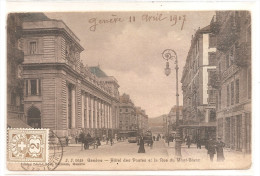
left=135, top=107, right=149, bottom=134
left=7, top=13, right=120, bottom=139
left=181, top=25, right=217, bottom=141
left=119, top=94, right=137, bottom=131
left=7, top=14, right=25, bottom=124
left=212, top=11, right=251, bottom=153
left=119, top=94, right=149, bottom=134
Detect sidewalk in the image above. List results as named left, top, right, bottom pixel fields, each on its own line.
left=165, top=140, right=251, bottom=163
left=66, top=139, right=123, bottom=147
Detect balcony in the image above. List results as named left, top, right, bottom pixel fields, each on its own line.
left=216, top=14, right=240, bottom=52
left=235, top=42, right=251, bottom=67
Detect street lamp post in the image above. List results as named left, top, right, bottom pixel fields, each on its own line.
left=162, top=49, right=182, bottom=157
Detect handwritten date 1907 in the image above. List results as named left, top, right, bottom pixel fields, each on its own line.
left=88, top=13, right=186, bottom=32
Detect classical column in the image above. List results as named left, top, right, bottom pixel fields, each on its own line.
left=66, top=84, right=69, bottom=129
left=71, top=86, right=76, bottom=129
left=94, top=98, right=98, bottom=129
left=99, top=100, right=102, bottom=128
left=96, top=99, right=99, bottom=129
left=81, top=92, right=85, bottom=128
left=86, top=94, right=89, bottom=128
left=100, top=101, right=103, bottom=128
left=105, top=103, right=107, bottom=128
left=109, top=105, right=112, bottom=128
left=90, top=95, right=93, bottom=128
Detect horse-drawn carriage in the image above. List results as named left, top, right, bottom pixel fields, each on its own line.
left=79, top=132, right=100, bottom=149
left=143, top=130, right=153, bottom=147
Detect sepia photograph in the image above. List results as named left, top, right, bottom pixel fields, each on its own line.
left=5, top=7, right=254, bottom=172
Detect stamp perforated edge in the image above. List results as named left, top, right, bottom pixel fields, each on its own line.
left=7, top=128, right=49, bottom=163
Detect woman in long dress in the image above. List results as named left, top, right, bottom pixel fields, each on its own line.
left=138, top=137, right=145, bottom=153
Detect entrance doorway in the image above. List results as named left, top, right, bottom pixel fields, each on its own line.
left=27, top=106, right=41, bottom=128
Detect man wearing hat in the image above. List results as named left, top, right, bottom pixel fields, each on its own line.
left=216, top=137, right=225, bottom=162
left=206, top=137, right=216, bottom=162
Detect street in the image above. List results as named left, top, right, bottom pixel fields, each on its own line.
left=63, top=139, right=168, bottom=157
left=56, top=139, right=251, bottom=170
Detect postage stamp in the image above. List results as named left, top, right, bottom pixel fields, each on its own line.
left=7, top=128, right=48, bottom=163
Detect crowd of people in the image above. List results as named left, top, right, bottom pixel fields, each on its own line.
left=183, top=135, right=225, bottom=162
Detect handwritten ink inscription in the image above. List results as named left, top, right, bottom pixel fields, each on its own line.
left=88, top=13, right=186, bottom=31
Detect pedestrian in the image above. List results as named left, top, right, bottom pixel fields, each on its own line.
left=75, top=135, right=78, bottom=144
left=106, top=137, right=109, bottom=145
left=150, top=138, right=153, bottom=149
left=216, top=137, right=225, bottom=162
left=110, top=137, right=113, bottom=146
left=153, top=136, right=155, bottom=141
left=206, top=138, right=216, bottom=162
left=65, top=136, right=69, bottom=146
left=196, top=137, right=201, bottom=149
left=186, top=136, right=191, bottom=148
left=97, top=137, right=101, bottom=146
left=167, top=136, right=170, bottom=147
left=138, top=136, right=145, bottom=153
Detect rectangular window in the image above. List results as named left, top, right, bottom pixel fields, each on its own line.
left=236, top=79, right=240, bottom=103
left=38, top=79, right=41, bottom=95
left=209, top=34, right=217, bottom=48
left=26, top=80, right=28, bottom=96
left=25, top=79, right=41, bottom=96
left=29, top=41, right=37, bottom=54
left=231, top=81, right=234, bottom=105
left=218, top=90, right=222, bottom=110
left=227, top=85, right=230, bottom=107
left=30, top=80, right=37, bottom=95
left=209, top=53, right=216, bottom=66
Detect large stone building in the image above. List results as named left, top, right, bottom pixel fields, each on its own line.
left=181, top=25, right=217, bottom=141
left=135, top=107, right=149, bottom=134
left=211, top=11, right=251, bottom=153
left=7, top=13, right=120, bottom=139
left=118, top=94, right=149, bottom=134
left=7, top=13, right=49, bottom=128
left=119, top=94, right=137, bottom=131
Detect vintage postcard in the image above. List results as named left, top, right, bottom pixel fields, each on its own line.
left=4, top=3, right=255, bottom=173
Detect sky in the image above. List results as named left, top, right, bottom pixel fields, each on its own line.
left=46, top=11, right=215, bottom=118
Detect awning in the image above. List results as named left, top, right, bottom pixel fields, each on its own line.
left=180, top=122, right=216, bottom=128
left=7, top=118, right=32, bottom=128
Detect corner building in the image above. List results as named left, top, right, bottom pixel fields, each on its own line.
left=21, top=16, right=119, bottom=138
left=212, top=11, right=251, bottom=153
left=181, top=25, right=217, bottom=141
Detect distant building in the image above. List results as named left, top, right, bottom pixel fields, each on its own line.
left=119, top=94, right=136, bottom=131
left=211, top=11, right=251, bottom=153
left=118, top=94, right=149, bottom=134
left=163, top=106, right=183, bottom=137
left=7, top=13, right=120, bottom=139
left=181, top=24, right=217, bottom=141
left=135, top=107, right=149, bottom=134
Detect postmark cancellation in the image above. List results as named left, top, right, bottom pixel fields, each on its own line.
left=7, top=128, right=49, bottom=163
